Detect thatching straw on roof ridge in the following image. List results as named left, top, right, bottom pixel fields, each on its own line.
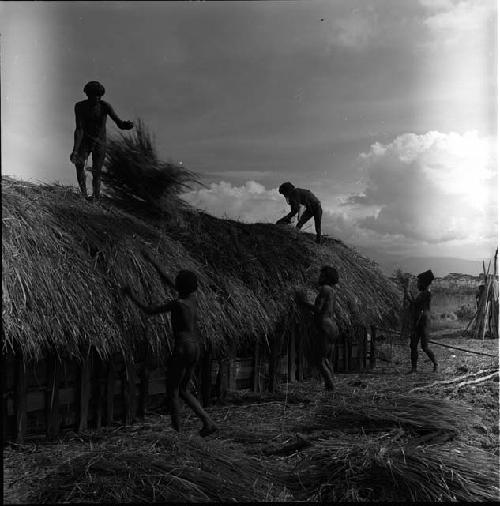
left=102, top=118, right=200, bottom=213
left=289, top=433, right=500, bottom=502
left=2, top=174, right=401, bottom=363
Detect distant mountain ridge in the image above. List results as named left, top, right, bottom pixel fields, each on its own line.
left=356, top=248, right=485, bottom=278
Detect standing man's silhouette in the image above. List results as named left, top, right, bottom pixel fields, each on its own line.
left=71, top=81, right=134, bottom=200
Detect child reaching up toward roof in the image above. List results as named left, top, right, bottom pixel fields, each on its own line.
left=121, top=250, right=218, bottom=437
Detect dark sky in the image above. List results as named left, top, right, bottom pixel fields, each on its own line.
left=1, top=0, right=497, bottom=263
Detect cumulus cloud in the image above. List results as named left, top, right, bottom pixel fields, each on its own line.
left=181, top=181, right=285, bottom=223
left=350, top=130, right=497, bottom=243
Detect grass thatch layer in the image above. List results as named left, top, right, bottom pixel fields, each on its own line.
left=2, top=173, right=401, bottom=362
left=31, top=435, right=281, bottom=503
left=290, top=434, right=499, bottom=502
left=102, top=119, right=199, bottom=212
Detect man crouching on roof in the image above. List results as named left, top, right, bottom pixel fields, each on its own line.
left=276, top=182, right=323, bottom=244
left=296, top=265, right=340, bottom=390
left=121, top=250, right=218, bottom=437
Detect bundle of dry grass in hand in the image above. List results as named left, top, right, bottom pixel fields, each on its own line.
left=102, top=119, right=199, bottom=211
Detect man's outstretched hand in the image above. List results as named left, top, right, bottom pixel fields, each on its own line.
left=120, top=120, right=134, bottom=130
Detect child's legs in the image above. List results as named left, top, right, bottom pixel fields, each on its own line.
left=166, top=357, right=186, bottom=431
left=420, top=330, right=437, bottom=364
left=410, top=332, right=419, bottom=369
left=177, top=340, right=216, bottom=429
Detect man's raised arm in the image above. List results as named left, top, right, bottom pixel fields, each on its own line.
left=106, top=103, right=134, bottom=130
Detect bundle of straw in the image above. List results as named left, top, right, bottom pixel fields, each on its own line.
left=33, top=436, right=281, bottom=503
left=311, top=393, right=480, bottom=440
left=291, top=435, right=500, bottom=502
left=102, top=119, right=199, bottom=212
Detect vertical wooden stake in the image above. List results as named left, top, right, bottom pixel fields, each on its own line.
left=370, top=326, right=377, bottom=369
left=296, top=327, right=304, bottom=382
left=253, top=341, right=261, bottom=392
left=15, top=352, right=27, bottom=443
left=46, top=355, right=61, bottom=439
left=123, top=357, right=137, bottom=425
left=228, top=358, right=237, bottom=391
left=200, top=348, right=212, bottom=408
left=106, top=362, right=115, bottom=426
left=216, top=359, right=229, bottom=402
left=362, top=327, right=368, bottom=370
left=78, top=353, right=91, bottom=432
left=288, top=328, right=296, bottom=383
left=94, top=354, right=106, bottom=429
left=137, top=363, right=150, bottom=421
left=343, top=335, right=350, bottom=372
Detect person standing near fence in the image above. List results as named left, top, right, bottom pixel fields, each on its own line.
left=121, top=250, right=218, bottom=437
left=296, top=265, right=339, bottom=390
left=70, top=81, right=134, bottom=200
left=409, top=269, right=438, bottom=374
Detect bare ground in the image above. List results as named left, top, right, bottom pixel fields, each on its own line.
left=3, top=332, right=498, bottom=503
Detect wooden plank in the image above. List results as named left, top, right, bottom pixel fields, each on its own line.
left=296, top=329, right=304, bottom=382
left=106, top=361, right=116, bottom=426
left=14, top=352, right=27, bottom=443
left=46, top=355, right=61, bottom=439
left=123, top=357, right=137, bottom=425
left=200, top=348, right=212, bottom=407
left=370, top=326, right=377, bottom=369
left=288, top=328, right=296, bottom=383
left=344, top=335, right=350, bottom=372
left=93, top=355, right=106, bottom=429
left=228, top=358, right=237, bottom=391
left=361, top=327, right=368, bottom=370
left=78, top=354, right=91, bottom=432
left=137, top=363, right=150, bottom=421
left=253, top=341, right=261, bottom=392
left=216, top=359, right=229, bottom=401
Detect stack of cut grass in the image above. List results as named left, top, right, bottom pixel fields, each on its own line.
left=309, top=393, right=481, bottom=441
left=290, top=434, right=500, bottom=502
left=102, top=119, right=199, bottom=214
left=30, top=433, right=285, bottom=503
left=2, top=122, right=401, bottom=364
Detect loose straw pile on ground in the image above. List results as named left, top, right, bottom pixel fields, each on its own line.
left=28, top=432, right=286, bottom=503
left=290, top=434, right=499, bottom=502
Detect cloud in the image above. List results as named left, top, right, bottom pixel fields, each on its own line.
left=420, top=0, right=495, bottom=46
left=350, top=130, right=497, bottom=243
left=181, top=181, right=285, bottom=223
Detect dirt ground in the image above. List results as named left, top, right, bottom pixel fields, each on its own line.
left=3, top=331, right=499, bottom=503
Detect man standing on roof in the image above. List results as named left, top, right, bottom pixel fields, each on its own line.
left=70, top=81, right=134, bottom=200
left=276, top=182, right=323, bottom=244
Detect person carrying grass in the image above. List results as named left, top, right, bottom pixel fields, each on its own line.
left=70, top=81, right=134, bottom=200
left=408, top=269, right=438, bottom=374
left=296, top=265, right=340, bottom=390
left=276, top=182, right=323, bottom=244
left=121, top=250, right=218, bottom=437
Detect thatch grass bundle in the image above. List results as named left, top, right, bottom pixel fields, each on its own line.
left=290, top=434, right=500, bottom=502
left=102, top=119, right=199, bottom=212
left=3, top=157, right=401, bottom=363
left=31, top=434, right=283, bottom=503
left=309, top=393, right=481, bottom=441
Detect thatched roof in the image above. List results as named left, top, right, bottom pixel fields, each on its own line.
left=2, top=176, right=401, bottom=362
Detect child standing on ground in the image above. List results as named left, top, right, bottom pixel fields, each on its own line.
left=409, top=269, right=438, bottom=374
left=296, top=265, right=340, bottom=390
left=121, top=250, right=218, bottom=437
